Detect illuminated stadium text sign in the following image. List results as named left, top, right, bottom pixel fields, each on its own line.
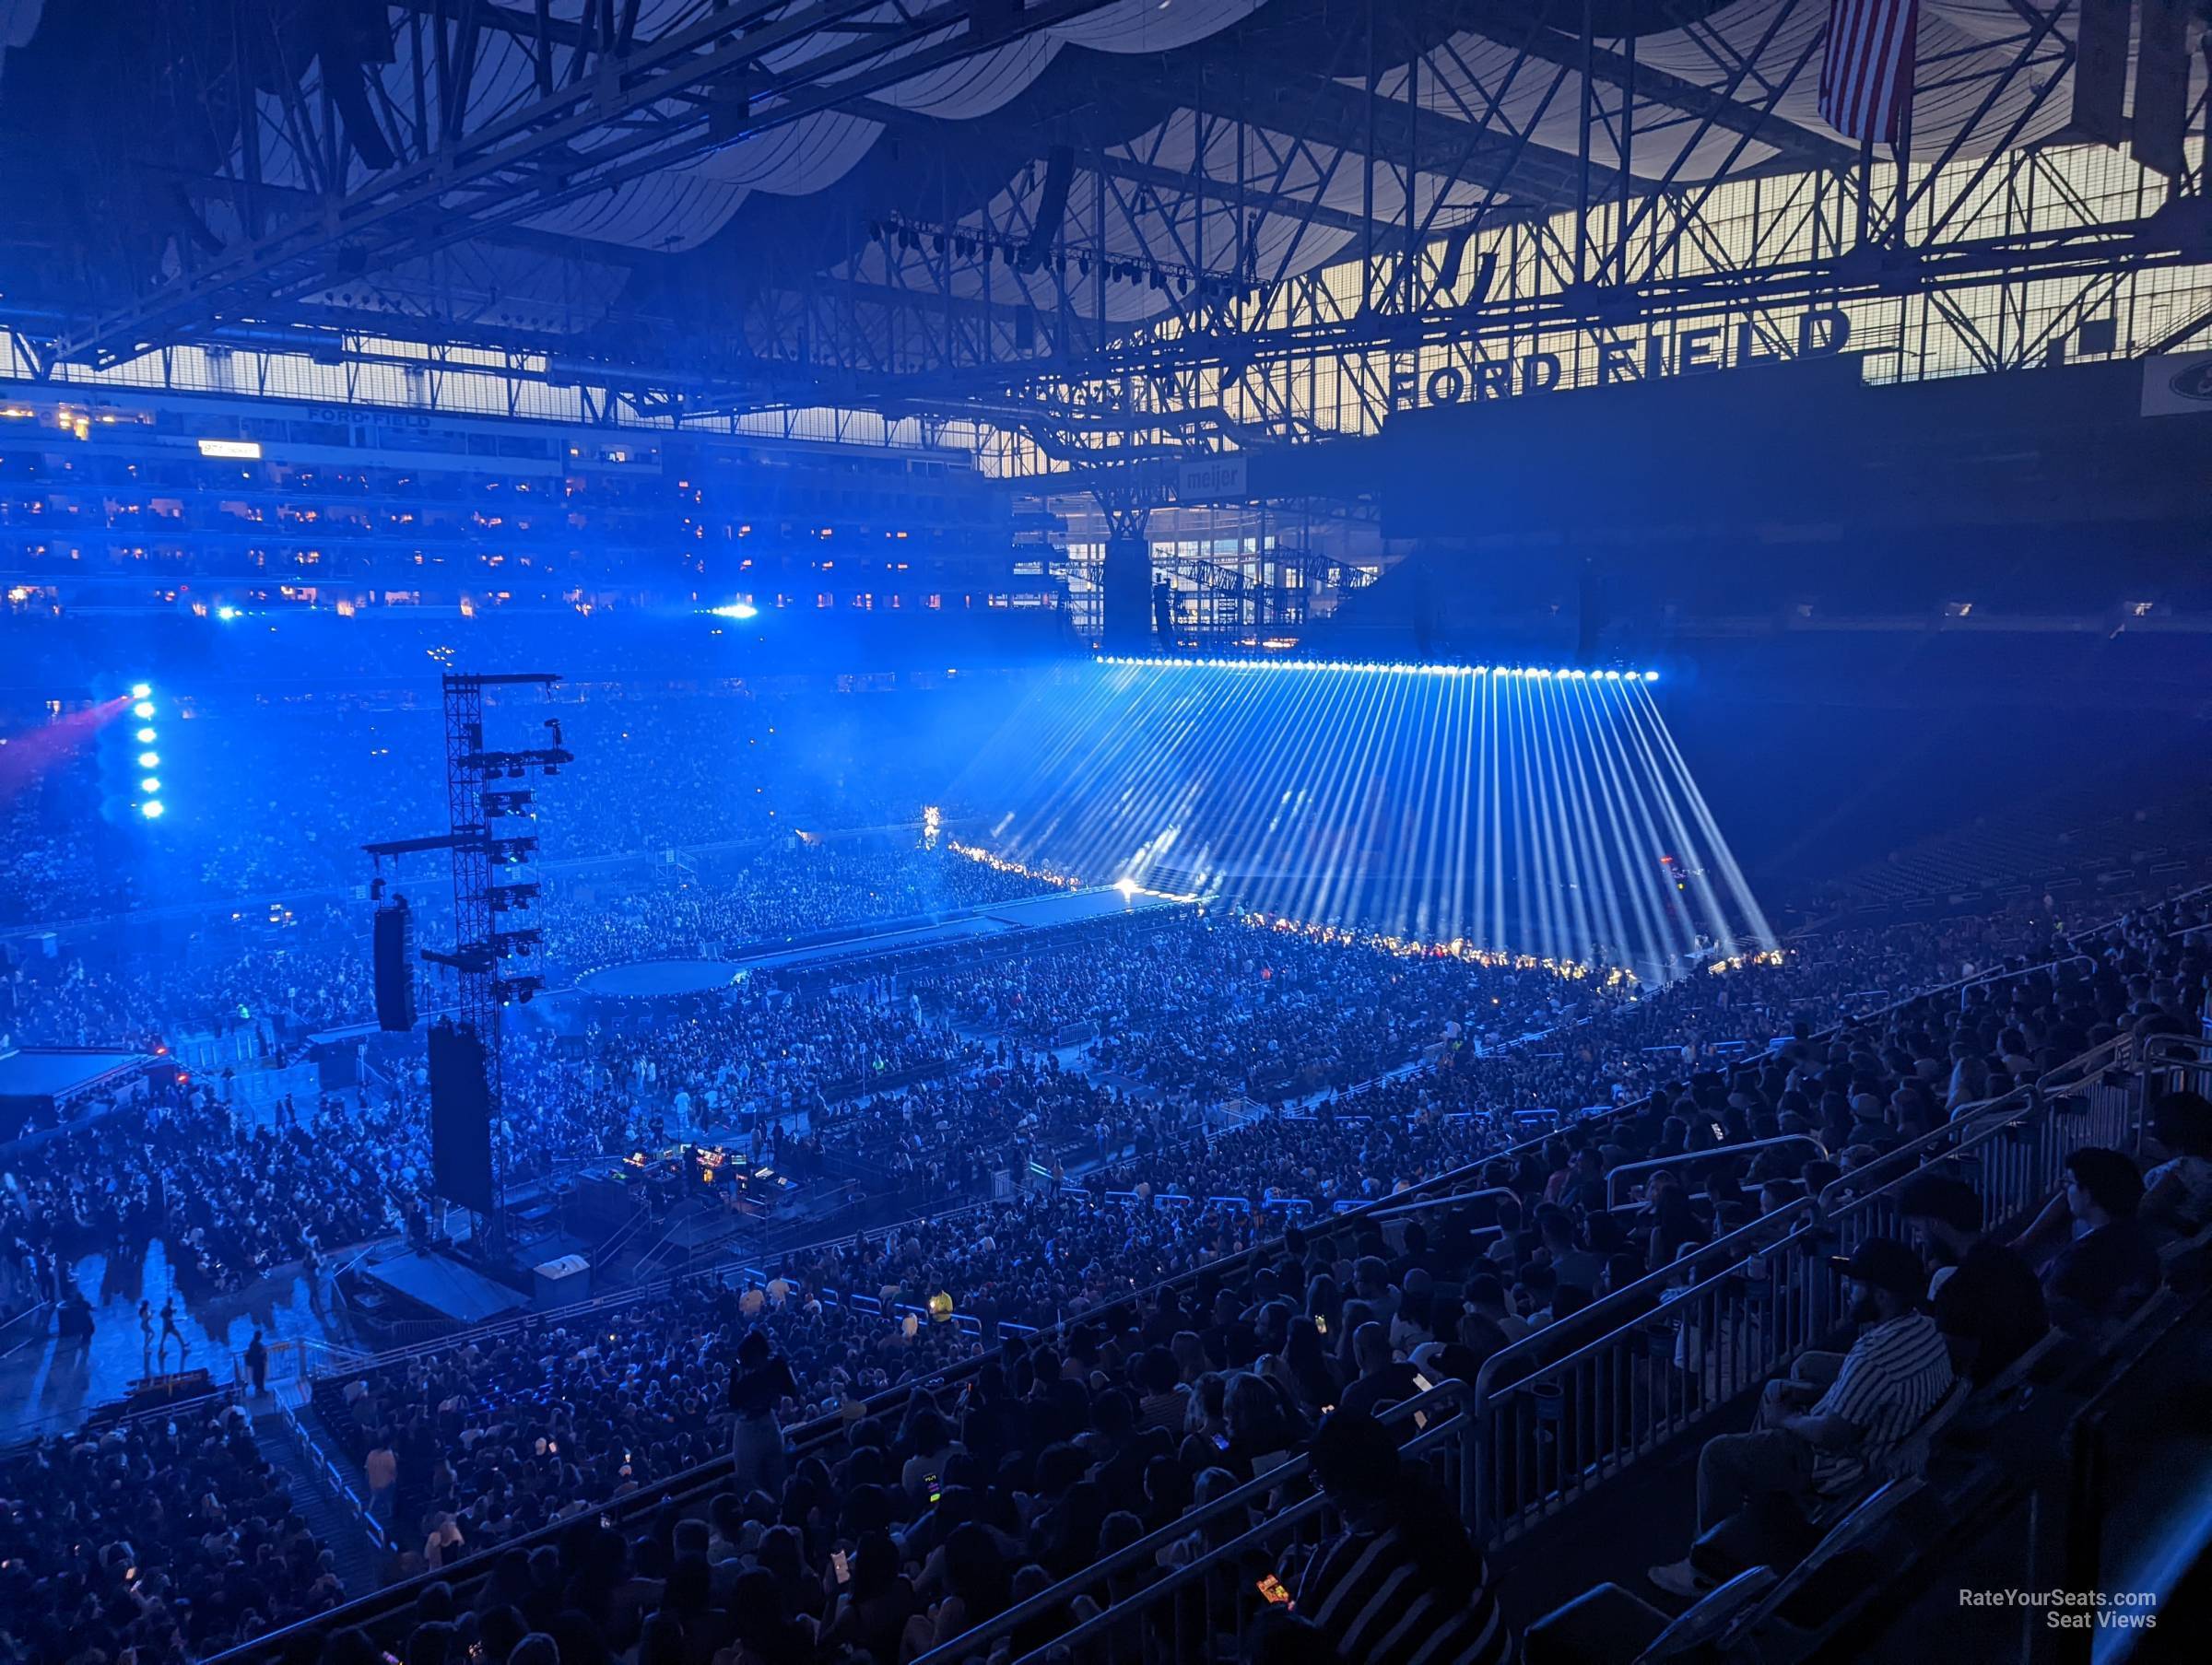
left=1389, top=309, right=1852, bottom=410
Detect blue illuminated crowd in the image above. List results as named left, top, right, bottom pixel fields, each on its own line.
left=3, top=714, right=2210, bottom=1665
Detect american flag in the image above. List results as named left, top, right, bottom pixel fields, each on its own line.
left=1818, top=0, right=1921, bottom=145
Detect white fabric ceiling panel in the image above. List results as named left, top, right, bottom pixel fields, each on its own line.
left=836, top=100, right=1493, bottom=328
left=1052, top=0, right=1269, bottom=53
left=1924, top=0, right=2048, bottom=44
left=519, top=167, right=749, bottom=252
left=691, top=106, right=885, bottom=193
left=873, top=34, right=1065, bottom=121
left=1371, top=30, right=1783, bottom=183
left=1632, top=0, right=2075, bottom=159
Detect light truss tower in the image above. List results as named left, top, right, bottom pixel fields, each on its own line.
left=367, top=672, right=571, bottom=1252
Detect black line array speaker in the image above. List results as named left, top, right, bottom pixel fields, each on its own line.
left=373, top=900, right=417, bottom=1032
left=1018, top=143, right=1074, bottom=270
left=1102, top=534, right=1152, bottom=652
left=428, top=1021, right=496, bottom=1214
left=312, top=1040, right=359, bottom=1093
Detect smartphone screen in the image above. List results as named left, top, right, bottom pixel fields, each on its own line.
left=832, top=1550, right=852, bottom=1584
left=1255, top=1574, right=1294, bottom=1608
left=1314, top=1314, right=1327, bottom=1335
left=1412, top=1372, right=1435, bottom=1393
left=1213, top=1433, right=1232, bottom=1452
left=924, top=1472, right=941, bottom=1504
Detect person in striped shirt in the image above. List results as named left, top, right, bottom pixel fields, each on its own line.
left=1649, top=1236, right=1953, bottom=1599
left=1295, top=1408, right=1515, bottom=1665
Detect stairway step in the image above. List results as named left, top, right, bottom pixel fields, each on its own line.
left=253, top=1410, right=389, bottom=1597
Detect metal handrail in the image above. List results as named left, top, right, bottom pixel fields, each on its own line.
left=1468, top=1198, right=1823, bottom=1410
left=1604, top=1135, right=1826, bottom=1211
left=1814, top=1031, right=2138, bottom=1214
left=907, top=1379, right=1475, bottom=1665
left=283, top=1397, right=386, bottom=1554
left=1459, top=1033, right=2151, bottom=1541
left=1368, top=1185, right=1519, bottom=1223
left=195, top=908, right=2186, bottom=1664
left=1952, top=952, right=2093, bottom=1010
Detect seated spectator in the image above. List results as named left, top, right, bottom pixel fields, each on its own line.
left=1299, top=1410, right=1512, bottom=1665
left=1647, top=1237, right=1953, bottom=1597
left=1337, top=1321, right=1424, bottom=1419
left=1896, top=1173, right=2048, bottom=1382
left=2140, top=1091, right=2212, bottom=1235
left=2016, top=1148, right=2162, bottom=1332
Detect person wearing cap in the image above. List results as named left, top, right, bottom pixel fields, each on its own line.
left=1648, top=1236, right=1951, bottom=1599
left=1896, top=1173, right=2047, bottom=1383
left=1299, top=1409, right=1513, bottom=1665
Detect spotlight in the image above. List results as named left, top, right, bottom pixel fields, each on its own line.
left=1115, top=877, right=1138, bottom=897
left=1642, top=670, right=1660, bottom=682
left=138, top=750, right=159, bottom=768
left=140, top=800, right=165, bottom=820
left=141, top=777, right=161, bottom=793
left=129, top=682, right=151, bottom=699
left=133, top=700, right=155, bottom=719
left=216, top=605, right=239, bottom=622
left=135, top=726, right=156, bottom=743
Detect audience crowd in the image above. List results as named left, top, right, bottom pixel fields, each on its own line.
left=1, top=777, right=2207, bottom=1665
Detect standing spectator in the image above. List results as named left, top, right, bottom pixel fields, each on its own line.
left=366, top=1434, right=399, bottom=1524
left=728, top=1330, right=797, bottom=1496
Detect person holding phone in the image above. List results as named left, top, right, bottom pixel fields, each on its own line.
left=1300, top=1410, right=1513, bottom=1665
left=817, top=1530, right=917, bottom=1662
left=727, top=1330, right=796, bottom=1495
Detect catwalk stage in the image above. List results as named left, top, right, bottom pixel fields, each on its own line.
left=571, top=884, right=1189, bottom=995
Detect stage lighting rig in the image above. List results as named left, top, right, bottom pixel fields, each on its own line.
left=112, top=681, right=170, bottom=823
left=488, top=883, right=540, bottom=912
left=360, top=671, right=571, bottom=1249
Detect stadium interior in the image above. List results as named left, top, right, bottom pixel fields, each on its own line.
left=3, top=3, right=2212, bottom=1664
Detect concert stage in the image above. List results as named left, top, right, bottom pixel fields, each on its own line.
left=576, top=958, right=746, bottom=999
left=350, top=1247, right=532, bottom=1328
left=0, top=1046, right=155, bottom=1131
left=562, top=885, right=1190, bottom=1000
left=724, top=885, right=1189, bottom=975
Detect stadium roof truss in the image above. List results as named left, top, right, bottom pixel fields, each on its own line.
left=2, top=0, right=2206, bottom=453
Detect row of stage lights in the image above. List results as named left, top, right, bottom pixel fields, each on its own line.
left=128, top=682, right=164, bottom=819
left=1097, top=656, right=1661, bottom=682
